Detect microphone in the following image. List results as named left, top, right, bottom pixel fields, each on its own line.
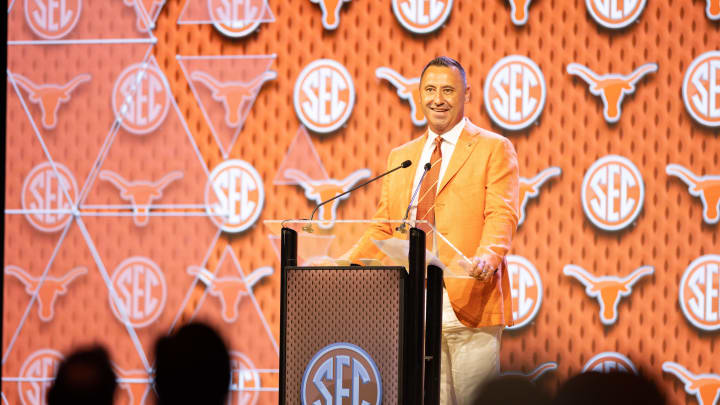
left=302, top=160, right=412, bottom=233
left=396, top=162, right=432, bottom=233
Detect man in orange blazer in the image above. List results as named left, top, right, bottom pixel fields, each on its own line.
left=346, top=57, right=519, bottom=405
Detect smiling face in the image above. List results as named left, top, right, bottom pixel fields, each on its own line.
left=419, top=65, right=470, bottom=134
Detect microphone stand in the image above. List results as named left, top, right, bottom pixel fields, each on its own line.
left=302, top=160, right=412, bottom=233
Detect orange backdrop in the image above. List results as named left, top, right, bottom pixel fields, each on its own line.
left=3, top=0, right=719, bottom=404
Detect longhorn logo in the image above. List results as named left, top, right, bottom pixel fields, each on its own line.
left=187, top=265, right=272, bottom=323
left=707, top=0, right=720, bottom=20
left=109, top=257, right=167, bottom=328
left=391, top=0, right=453, bottom=34
left=507, top=0, right=533, bottom=25
left=582, top=352, right=637, bottom=373
left=191, top=70, right=277, bottom=128
left=24, top=0, right=82, bottom=39
left=294, top=59, right=355, bottom=134
left=679, top=255, right=720, bottom=331
left=666, top=164, right=720, bottom=224
left=205, top=159, right=265, bottom=233
left=22, top=161, right=78, bottom=233
left=506, top=255, right=543, bottom=330
left=518, top=167, right=561, bottom=225
left=12, top=73, right=91, bottom=130
left=585, top=0, right=647, bottom=29
left=563, top=264, right=653, bottom=325
left=310, top=0, right=351, bottom=30
left=115, top=366, right=153, bottom=405
left=581, top=155, right=644, bottom=231
left=375, top=67, right=425, bottom=126
left=208, top=0, right=266, bottom=38
left=229, top=351, right=261, bottom=405
left=99, top=170, right=183, bottom=226
left=284, top=168, right=371, bottom=229
left=663, top=362, right=720, bottom=405
left=19, top=349, right=64, bottom=405
left=683, top=50, right=720, bottom=127
left=567, top=62, right=657, bottom=123
left=112, top=63, right=171, bottom=135
left=502, top=362, right=558, bottom=382
left=5, top=265, right=87, bottom=322
left=484, top=55, right=546, bottom=131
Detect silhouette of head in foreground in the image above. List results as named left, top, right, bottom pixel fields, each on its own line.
left=47, top=346, right=117, bottom=405
left=554, top=371, right=666, bottom=405
left=154, top=322, right=231, bottom=405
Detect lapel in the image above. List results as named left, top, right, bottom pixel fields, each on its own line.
left=400, top=133, right=428, bottom=211
left=438, top=126, right=480, bottom=195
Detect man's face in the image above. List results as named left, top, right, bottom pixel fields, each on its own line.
left=419, top=65, right=469, bottom=134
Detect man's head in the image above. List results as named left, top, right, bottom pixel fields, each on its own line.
left=47, top=346, right=117, bottom=405
left=154, top=322, right=231, bottom=405
left=419, top=56, right=470, bottom=134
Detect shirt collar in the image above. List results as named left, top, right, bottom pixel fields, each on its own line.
left=427, top=117, right=465, bottom=146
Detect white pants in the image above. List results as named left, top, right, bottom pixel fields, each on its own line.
left=439, top=290, right=502, bottom=405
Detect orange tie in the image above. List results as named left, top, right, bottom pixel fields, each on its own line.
left=416, top=136, right=443, bottom=234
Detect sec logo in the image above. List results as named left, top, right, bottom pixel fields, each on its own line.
left=301, top=343, right=382, bottom=405
left=506, top=255, right=543, bottom=330
left=581, top=155, right=644, bottom=231
left=19, top=349, right=64, bottom=405
left=391, top=0, right=453, bottom=34
left=112, top=63, right=171, bottom=135
left=24, top=0, right=82, bottom=39
left=484, top=55, right=546, bottom=131
left=109, top=257, right=167, bottom=328
left=582, top=352, right=637, bottom=374
left=22, top=161, right=78, bottom=233
left=208, top=0, right=264, bottom=38
left=293, top=59, right=355, bottom=134
left=680, top=255, right=720, bottom=331
left=206, top=159, right=265, bottom=233
left=585, top=0, right=646, bottom=29
left=228, top=351, right=261, bottom=405
left=683, top=50, right=720, bottom=127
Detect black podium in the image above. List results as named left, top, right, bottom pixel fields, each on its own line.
left=273, top=221, right=443, bottom=405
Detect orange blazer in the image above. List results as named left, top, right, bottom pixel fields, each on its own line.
left=347, top=120, right=520, bottom=328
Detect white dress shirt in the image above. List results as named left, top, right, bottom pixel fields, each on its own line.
left=408, top=117, right=466, bottom=221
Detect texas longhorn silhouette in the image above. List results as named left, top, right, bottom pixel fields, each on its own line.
left=666, top=164, right=720, bottom=224
left=375, top=67, right=425, bottom=126
left=186, top=265, right=273, bottom=323
left=99, top=170, right=183, bottom=227
left=12, top=73, right=92, bottom=130
left=707, top=0, right=720, bottom=19
left=563, top=265, right=654, bottom=325
left=518, top=167, right=561, bottom=225
left=310, top=0, right=351, bottom=29
left=114, top=366, right=152, bottom=405
left=566, top=63, right=657, bottom=123
left=5, top=265, right=87, bottom=322
left=508, top=0, right=533, bottom=25
left=191, top=70, right=277, bottom=128
left=284, top=168, right=371, bottom=229
left=663, top=362, right=720, bottom=405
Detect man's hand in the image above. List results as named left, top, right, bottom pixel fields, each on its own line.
left=458, top=256, right=496, bottom=281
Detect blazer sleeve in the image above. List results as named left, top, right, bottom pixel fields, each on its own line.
left=474, top=137, right=520, bottom=268
left=342, top=152, right=396, bottom=262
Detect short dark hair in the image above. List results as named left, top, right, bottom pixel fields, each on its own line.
left=154, top=322, right=231, bottom=405
left=47, top=346, right=117, bottom=405
left=420, top=56, right=467, bottom=88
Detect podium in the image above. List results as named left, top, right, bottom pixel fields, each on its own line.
left=265, top=220, right=474, bottom=405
